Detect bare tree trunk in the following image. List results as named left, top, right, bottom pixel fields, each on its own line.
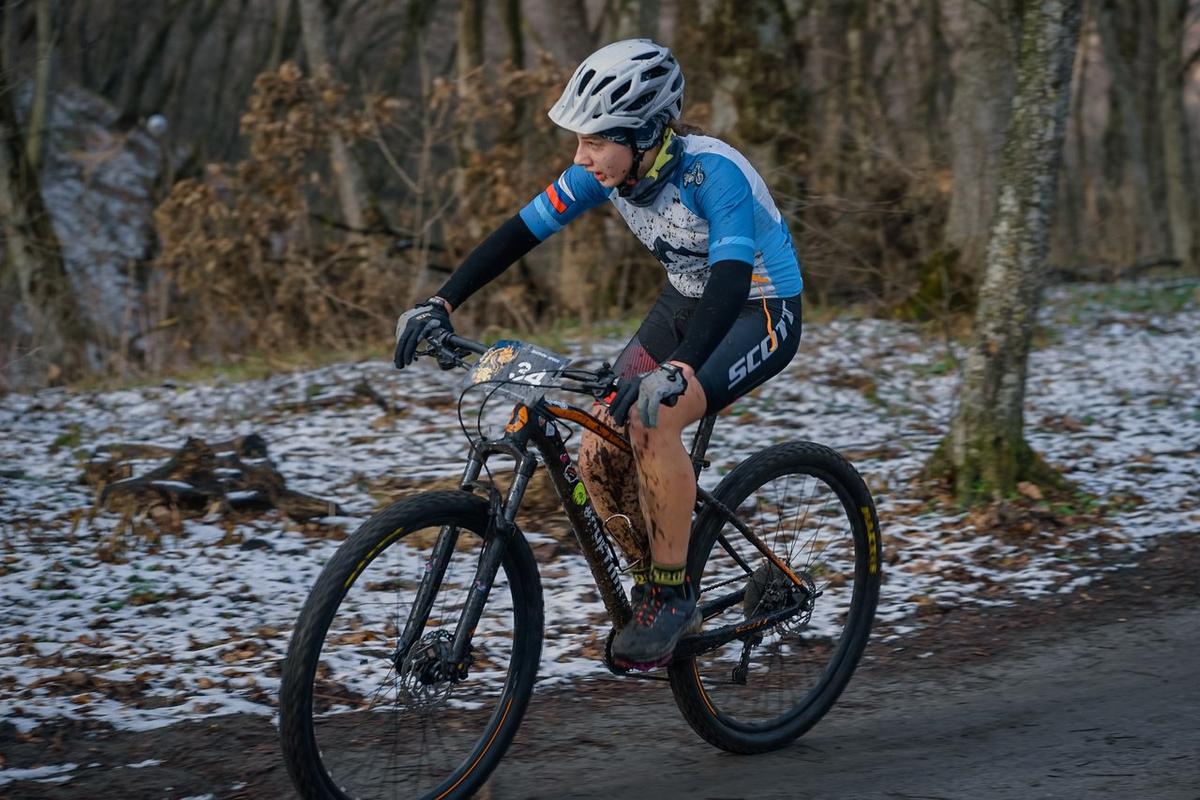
left=454, top=0, right=485, bottom=240
left=1096, top=1, right=1171, bottom=263
left=607, top=0, right=661, bottom=41
left=921, top=0, right=953, bottom=163
left=1156, top=0, right=1196, bottom=269
left=544, top=0, right=593, bottom=62
left=929, top=0, right=1082, bottom=503
left=24, top=0, right=55, bottom=171
left=0, top=0, right=12, bottom=79
left=944, top=0, right=1019, bottom=273
left=297, top=0, right=370, bottom=233
left=153, top=0, right=226, bottom=124
left=202, top=0, right=249, bottom=162
left=1058, top=4, right=1090, bottom=264
left=119, top=1, right=189, bottom=120
left=268, top=0, right=296, bottom=70
left=501, top=0, right=525, bottom=150
left=0, top=22, right=88, bottom=383
left=683, top=1, right=806, bottom=191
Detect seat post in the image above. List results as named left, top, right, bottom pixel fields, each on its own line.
left=688, top=414, right=718, bottom=478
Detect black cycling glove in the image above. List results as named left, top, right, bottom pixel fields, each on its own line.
left=393, top=299, right=453, bottom=368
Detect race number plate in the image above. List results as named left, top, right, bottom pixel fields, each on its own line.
left=463, top=340, right=571, bottom=406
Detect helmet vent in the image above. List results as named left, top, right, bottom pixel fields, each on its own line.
left=631, top=50, right=657, bottom=61
left=642, top=65, right=670, bottom=81
left=671, top=75, right=683, bottom=92
left=590, top=75, right=615, bottom=96
left=626, top=92, right=653, bottom=112
left=576, top=69, right=596, bottom=96
left=610, top=80, right=631, bottom=103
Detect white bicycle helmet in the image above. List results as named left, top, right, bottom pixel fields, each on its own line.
left=548, top=39, right=684, bottom=140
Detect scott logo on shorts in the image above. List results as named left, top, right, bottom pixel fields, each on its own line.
left=728, top=306, right=795, bottom=388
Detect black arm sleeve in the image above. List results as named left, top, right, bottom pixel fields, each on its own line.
left=668, top=259, right=754, bottom=369
left=434, top=214, right=541, bottom=308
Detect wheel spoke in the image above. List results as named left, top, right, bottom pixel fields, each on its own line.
left=672, top=444, right=879, bottom=753
left=280, top=495, right=537, bottom=799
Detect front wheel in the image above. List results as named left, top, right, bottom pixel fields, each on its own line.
left=669, top=442, right=882, bottom=753
left=279, top=491, right=544, bottom=799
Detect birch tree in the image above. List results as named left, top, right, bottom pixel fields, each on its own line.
left=928, top=0, right=1082, bottom=502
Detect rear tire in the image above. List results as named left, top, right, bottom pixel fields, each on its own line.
left=279, top=491, right=543, bottom=799
left=669, top=442, right=881, bottom=753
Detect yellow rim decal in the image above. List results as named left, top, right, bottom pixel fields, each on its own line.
left=861, top=506, right=879, bottom=575
left=344, top=527, right=406, bottom=589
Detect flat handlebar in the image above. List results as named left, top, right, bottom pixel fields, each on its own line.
left=426, top=330, right=616, bottom=396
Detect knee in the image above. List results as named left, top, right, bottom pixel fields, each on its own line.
left=627, top=410, right=673, bottom=456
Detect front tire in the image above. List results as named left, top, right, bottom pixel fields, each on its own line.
left=279, top=491, right=544, bottom=799
left=669, top=443, right=881, bottom=753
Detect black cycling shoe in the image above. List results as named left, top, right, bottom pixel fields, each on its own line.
left=612, top=582, right=701, bottom=670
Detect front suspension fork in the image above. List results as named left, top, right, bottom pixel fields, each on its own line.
left=397, top=446, right=537, bottom=677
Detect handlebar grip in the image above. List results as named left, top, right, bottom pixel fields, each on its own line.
left=443, top=333, right=488, bottom=355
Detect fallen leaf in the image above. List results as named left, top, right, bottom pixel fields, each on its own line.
left=1017, top=482, right=1043, bottom=500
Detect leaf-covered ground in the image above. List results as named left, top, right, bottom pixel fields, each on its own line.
left=1, top=280, right=1197, bottom=747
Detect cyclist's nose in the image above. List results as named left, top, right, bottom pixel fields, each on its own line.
left=573, top=142, right=590, bottom=168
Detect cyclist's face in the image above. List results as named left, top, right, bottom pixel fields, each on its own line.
left=573, top=134, right=632, bottom=188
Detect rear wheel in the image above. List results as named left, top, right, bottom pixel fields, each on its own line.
left=669, top=442, right=881, bottom=753
left=279, top=491, right=543, bottom=799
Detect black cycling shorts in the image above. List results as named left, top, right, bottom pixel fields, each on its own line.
left=610, top=282, right=802, bottom=414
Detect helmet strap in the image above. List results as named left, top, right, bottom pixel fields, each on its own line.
left=618, top=143, right=645, bottom=197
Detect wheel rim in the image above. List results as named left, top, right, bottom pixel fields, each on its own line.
left=306, top=523, right=521, bottom=799
left=691, top=466, right=866, bottom=731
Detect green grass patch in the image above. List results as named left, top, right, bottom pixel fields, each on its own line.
left=50, top=425, right=83, bottom=453
left=1059, top=282, right=1199, bottom=318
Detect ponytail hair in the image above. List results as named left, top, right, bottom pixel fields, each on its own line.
left=668, top=119, right=706, bottom=137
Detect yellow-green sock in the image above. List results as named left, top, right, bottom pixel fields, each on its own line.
left=649, top=562, right=686, bottom=586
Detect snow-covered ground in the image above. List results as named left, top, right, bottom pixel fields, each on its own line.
left=1, top=280, right=1197, bottom=735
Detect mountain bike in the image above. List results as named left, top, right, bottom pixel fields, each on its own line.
left=279, top=331, right=882, bottom=799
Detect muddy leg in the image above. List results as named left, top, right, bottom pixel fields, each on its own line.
left=578, top=404, right=649, bottom=571
left=626, top=366, right=709, bottom=567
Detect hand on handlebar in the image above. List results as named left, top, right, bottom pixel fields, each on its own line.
left=394, top=298, right=453, bottom=369
left=609, top=363, right=688, bottom=428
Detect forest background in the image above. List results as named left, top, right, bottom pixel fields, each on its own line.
left=0, top=0, right=1197, bottom=392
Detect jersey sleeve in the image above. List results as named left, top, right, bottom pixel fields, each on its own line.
left=693, top=155, right=757, bottom=266
left=518, top=164, right=611, bottom=241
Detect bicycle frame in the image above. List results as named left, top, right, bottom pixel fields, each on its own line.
left=406, top=387, right=815, bottom=674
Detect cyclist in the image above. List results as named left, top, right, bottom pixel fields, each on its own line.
left=394, top=39, right=803, bottom=669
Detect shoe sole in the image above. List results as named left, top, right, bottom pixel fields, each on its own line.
left=613, top=609, right=702, bottom=671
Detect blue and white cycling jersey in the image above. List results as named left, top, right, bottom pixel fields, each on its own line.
left=518, top=134, right=803, bottom=299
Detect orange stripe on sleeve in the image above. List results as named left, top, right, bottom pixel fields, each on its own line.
left=546, top=183, right=567, bottom=214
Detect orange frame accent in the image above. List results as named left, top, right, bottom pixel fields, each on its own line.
left=544, top=404, right=631, bottom=452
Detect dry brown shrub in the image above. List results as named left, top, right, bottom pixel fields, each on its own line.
left=153, top=62, right=407, bottom=363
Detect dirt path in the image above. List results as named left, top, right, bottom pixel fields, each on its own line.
left=4, top=534, right=1197, bottom=800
